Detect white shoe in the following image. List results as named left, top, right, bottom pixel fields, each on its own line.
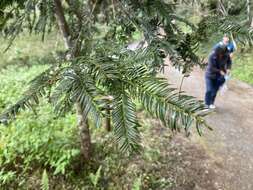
left=209, top=104, right=216, bottom=109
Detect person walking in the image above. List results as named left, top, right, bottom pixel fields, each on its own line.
left=205, top=45, right=232, bottom=109
left=214, top=35, right=236, bottom=57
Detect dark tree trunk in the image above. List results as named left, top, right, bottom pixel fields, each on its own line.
left=105, top=106, right=111, bottom=131
left=54, top=0, right=72, bottom=49
left=246, top=0, right=253, bottom=27
left=53, top=0, right=92, bottom=162
left=77, top=104, right=92, bottom=162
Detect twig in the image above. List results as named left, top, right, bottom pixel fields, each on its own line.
left=111, top=0, right=115, bottom=19
left=178, top=75, right=185, bottom=98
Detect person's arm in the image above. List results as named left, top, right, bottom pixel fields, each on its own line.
left=208, top=55, right=224, bottom=74
left=226, top=55, right=232, bottom=74
left=228, top=43, right=235, bottom=58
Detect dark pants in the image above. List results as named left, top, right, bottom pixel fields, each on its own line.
left=205, top=76, right=225, bottom=106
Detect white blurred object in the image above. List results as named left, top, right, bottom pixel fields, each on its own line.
left=126, top=40, right=147, bottom=51
left=220, top=74, right=230, bottom=95
left=220, top=83, right=228, bottom=95
left=224, top=74, right=230, bottom=81
left=209, top=104, right=216, bottom=109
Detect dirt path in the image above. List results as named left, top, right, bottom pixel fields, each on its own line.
left=164, top=60, right=253, bottom=190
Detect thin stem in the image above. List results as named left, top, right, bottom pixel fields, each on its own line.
left=178, top=75, right=185, bottom=98
left=111, top=0, right=115, bottom=19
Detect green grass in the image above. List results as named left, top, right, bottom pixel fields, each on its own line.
left=233, top=50, right=253, bottom=85
left=0, top=65, right=49, bottom=110
left=0, top=32, right=64, bottom=67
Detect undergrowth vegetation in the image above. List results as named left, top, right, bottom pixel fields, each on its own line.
left=0, top=34, right=168, bottom=189
left=0, top=0, right=252, bottom=189
left=0, top=33, right=218, bottom=189
left=0, top=63, right=196, bottom=189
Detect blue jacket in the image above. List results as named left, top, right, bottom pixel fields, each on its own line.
left=205, top=52, right=232, bottom=79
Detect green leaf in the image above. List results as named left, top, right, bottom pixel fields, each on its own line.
left=112, top=93, right=140, bottom=153
left=41, top=169, right=49, bottom=190
left=89, top=165, right=102, bottom=188
left=133, top=77, right=210, bottom=132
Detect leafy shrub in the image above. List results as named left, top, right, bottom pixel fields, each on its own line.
left=0, top=105, right=80, bottom=185
left=0, top=64, right=80, bottom=188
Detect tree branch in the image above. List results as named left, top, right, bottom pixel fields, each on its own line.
left=54, top=0, right=72, bottom=49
